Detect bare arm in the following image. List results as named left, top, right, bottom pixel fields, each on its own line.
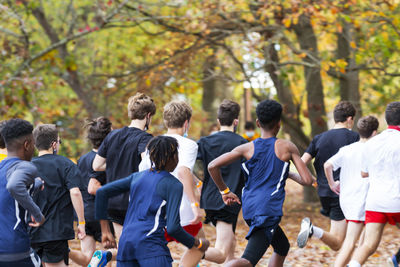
left=288, top=143, right=313, bottom=186
left=70, top=187, right=86, bottom=239
left=88, top=178, right=102, bottom=195
left=301, top=152, right=313, bottom=165
left=324, top=161, right=340, bottom=195
left=92, top=154, right=106, bottom=172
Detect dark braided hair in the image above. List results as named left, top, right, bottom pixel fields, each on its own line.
left=147, top=136, right=179, bottom=171
left=84, top=117, right=112, bottom=149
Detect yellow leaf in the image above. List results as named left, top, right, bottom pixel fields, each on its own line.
left=350, top=41, right=356, bottom=49
left=299, top=53, right=307, bottom=58
left=283, top=18, right=291, bottom=28
left=145, top=79, right=151, bottom=87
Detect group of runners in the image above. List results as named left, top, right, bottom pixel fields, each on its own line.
left=0, top=92, right=399, bottom=267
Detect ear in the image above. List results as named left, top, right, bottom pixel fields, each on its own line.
left=23, top=139, right=30, bottom=151
left=233, top=119, right=239, bottom=126
left=255, top=119, right=261, bottom=128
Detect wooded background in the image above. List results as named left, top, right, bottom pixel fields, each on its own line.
left=1, top=0, right=399, bottom=201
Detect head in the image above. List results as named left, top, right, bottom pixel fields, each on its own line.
left=217, top=100, right=240, bottom=128
left=385, top=101, right=400, bottom=126
left=127, top=93, right=156, bottom=129
left=85, top=117, right=112, bottom=149
left=0, top=120, right=6, bottom=149
left=357, top=116, right=379, bottom=139
left=147, top=136, right=179, bottom=172
left=163, top=101, right=192, bottom=132
left=33, top=124, right=60, bottom=154
left=333, top=101, right=356, bottom=128
left=256, top=99, right=282, bottom=134
left=0, top=119, right=34, bottom=160
left=244, top=121, right=256, bottom=138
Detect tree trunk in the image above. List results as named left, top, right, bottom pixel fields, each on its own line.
left=264, top=43, right=319, bottom=203
left=337, top=19, right=362, bottom=125
left=293, top=14, right=328, bottom=137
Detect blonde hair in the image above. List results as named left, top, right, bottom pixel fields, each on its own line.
left=127, top=93, right=156, bottom=120
left=163, top=101, right=192, bottom=129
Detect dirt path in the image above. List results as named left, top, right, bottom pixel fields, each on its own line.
left=69, top=179, right=399, bottom=266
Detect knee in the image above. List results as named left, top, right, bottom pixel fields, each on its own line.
left=274, top=238, right=290, bottom=256
left=225, top=258, right=252, bottom=267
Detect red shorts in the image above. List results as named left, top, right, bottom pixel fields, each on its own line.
left=365, top=210, right=400, bottom=225
left=346, top=219, right=364, bottom=224
left=165, top=222, right=202, bottom=243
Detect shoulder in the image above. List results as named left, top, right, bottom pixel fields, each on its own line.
left=179, top=137, right=198, bottom=149
left=276, top=138, right=297, bottom=152
left=14, top=160, right=37, bottom=172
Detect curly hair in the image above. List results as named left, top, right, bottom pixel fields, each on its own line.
left=0, top=119, right=33, bottom=148
left=217, top=99, right=240, bottom=126
left=127, top=93, right=156, bottom=120
left=357, top=116, right=379, bottom=139
left=147, top=136, right=179, bottom=171
left=33, top=124, right=58, bottom=151
left=333, top=101, right=356, bottom=123
left=385, top=101, right=400, bottom=126
left=84, top=117, right=112, bottom=149
left=256, top=99, right=282, bottom=130
left=0, top=120, right=6, bottom=149
left=163, top=101, right=192, bottom=129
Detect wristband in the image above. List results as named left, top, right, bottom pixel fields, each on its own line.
left=79, top=220, right=86, bottom=225
left=191, top=202, right=199, bottom=208
left=197, top=238, right=203, bottom=249
left=220, top=187, right=230, bottom=195
left=196, top=181, right=203, bottom=188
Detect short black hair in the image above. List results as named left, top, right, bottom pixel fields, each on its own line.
left=147, top=136, right=179, bottom=171
left=85, top=117, right=112, bottom=149
left=33, top=124, right=58, bottom=151
left=357, top=116, right=379, bottom=139
left=244, top=121, right=255, bottom=130
left=217, top=100, right=240, bottom=126
left=256, top=99, right=282, bottom=130
left=0, top=120, right=6, bottom=149
left=0, top=118, right=33, bottom=149
left=333, top=101, right=356, bottom=123
left=385, top=101, right=400, bottom=126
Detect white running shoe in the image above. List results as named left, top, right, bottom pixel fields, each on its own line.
left=297, top=217, right=313, bottom=248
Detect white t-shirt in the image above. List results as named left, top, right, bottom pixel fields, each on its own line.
left=361, top=129, right=400, bottom=212
left=139, top=133, right=198, bottom=226
left=327, top=141, right=368, bottom=221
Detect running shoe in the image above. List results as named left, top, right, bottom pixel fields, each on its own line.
left=386, top=255, right=398, bottom=267
left=297, top=217, right=313, bottom=248
left=88, top=250, right=112, bottom=267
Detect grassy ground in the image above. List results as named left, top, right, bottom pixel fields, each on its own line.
left=69, top=179, right=399, bottom=266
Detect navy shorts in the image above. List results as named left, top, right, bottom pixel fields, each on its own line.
left=118, top=255, right=173, bottom=267
left=31, top=240, right=68, bottom=265
left=0, top=250, right=41, bottom=267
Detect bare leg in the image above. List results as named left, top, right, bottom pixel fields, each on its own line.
left=112, top=222, right=123, bottom=241
left=267, top=253, right=285, bottom=267
left=334, top=222, right=364, bottom=267
left=204, top=221, right=236, bottom=264
left=43, top=261, right=68, bottom=267
left=319, top=219, right=347, bottom=251
left=350, top=223, right=385, bottom=265
left=180, top=228, right=205, bottom=267
left=69, top=235, right=97, bottom=266
left=225, top=258, right=252, bottom=267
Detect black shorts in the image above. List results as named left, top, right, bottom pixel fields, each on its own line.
left=204, top=209, right=239, bottom=233
left=319, top=196, right=345, bottom=221
left=86, top=221, right=115, bottom=242
left=31, top=240, right=69, bottom=265
left=108, top=209, right=126, bottom=226
left=242, top=220, right=290, bottom=266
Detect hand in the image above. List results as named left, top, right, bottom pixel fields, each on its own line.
left=29, top=215, right=45, bottom=227
left=190, top=205, right=204, bottom=224
left=222, top=192, right=241, bottom=206
left=102, top=230, right=117, bottom=249
left=329, top=181, right=340, bottom=195
left=195, top=238, right=210, bottom=253
left=77, top=224, right=86, bottom=240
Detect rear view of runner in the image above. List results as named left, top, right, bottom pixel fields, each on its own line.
left=197, top=99, right=247, bottom=264
left=0, top=119, right=44, bottom=267
left=93, top=92, right=156, bottom=240
left=297, top=101, right=359, bottom=251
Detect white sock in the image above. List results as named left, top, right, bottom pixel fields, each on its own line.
left=348, top=260, right=361, bottom=267
left=312, top=226, right=324, bottom=239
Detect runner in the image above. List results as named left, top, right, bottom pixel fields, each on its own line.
left=242, top=121, right=260, bottom=142
left=297, top=101, right=359, bottom=251
left=92, top=92, right=155, bottom=240
left=30, top=124, right=86, bottom=267
left=95, top=136, right=210, bottom=266
left=208, top=99, right=314, bottom=267
left=197, top=99, right=246, bottom=264
left=0, top=118, right=44, bottom=267
left=69, top=117, right=114, bottom=267
left=324, top=116, right=379, bottom=267
left=348, top=102, right=400, bottom=267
